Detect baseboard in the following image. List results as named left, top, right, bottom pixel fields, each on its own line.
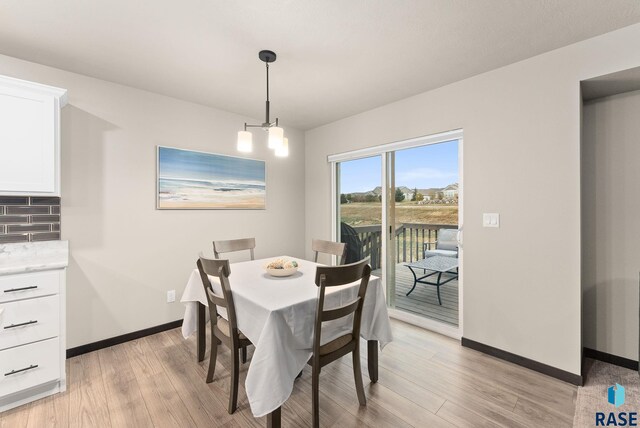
left=66, top=319, right=183, bottom=358
left=584, top=347, right=639, bottom=371
left=461, top=337, right=583, bottom=386
left=388, top=308, right=461, bottom=340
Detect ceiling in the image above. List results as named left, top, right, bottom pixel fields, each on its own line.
left=1, top=1, right=639, bottom=130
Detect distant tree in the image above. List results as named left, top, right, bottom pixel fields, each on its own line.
left=365, top=194, right=377, bottom=202
left=416, top=193, right=424, bottom=202
left=395, top=188, right=405, bottom=202
left=411, top=187, right=418, bottom=201
left=346, top=193, right=352, bottom=202
left=340, top=193, right=348, bottom=204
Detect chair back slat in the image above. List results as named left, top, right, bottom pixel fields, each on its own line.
left=321, top=297, right=361, bottom=322
left=315, top=259, right=369, bottom=287
left=213, top=238, right=256, bottom=260
left=312, top=239, right=346, bottom=265
left=206, top=288, right=228, bottom=308
left=198, top=257, right=231, bottom=278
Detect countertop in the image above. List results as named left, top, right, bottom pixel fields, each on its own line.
left=0, top=240, right=69, bottom=275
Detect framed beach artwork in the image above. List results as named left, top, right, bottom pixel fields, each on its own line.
left=156, top=146, right=266, bottom=209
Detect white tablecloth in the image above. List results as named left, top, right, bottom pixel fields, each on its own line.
left=180, top=256, right=393, bottom=418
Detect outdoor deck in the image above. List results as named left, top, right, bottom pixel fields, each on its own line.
left=373, top=262, right=459, bottom=327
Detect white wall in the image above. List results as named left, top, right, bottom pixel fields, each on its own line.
left=582, top=90, right=640, bottom=361
left=0, top=54, right=306, bottom=348
left=305, top=24, right=640, bottom=376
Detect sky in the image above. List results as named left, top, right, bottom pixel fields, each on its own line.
left=158, top=146, right=265, bottom=183
left=339, top=140, right=458, bottom=193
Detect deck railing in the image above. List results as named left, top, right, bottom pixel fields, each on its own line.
left=350, top=223, right=457, bottom=270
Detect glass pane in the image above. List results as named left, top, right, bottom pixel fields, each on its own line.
left=390, top=140, right=460, bottom=326
left=337, top=156, right=382, bottom=270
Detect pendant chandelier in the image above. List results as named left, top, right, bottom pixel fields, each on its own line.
left=237, top=50, right=288, bottom=157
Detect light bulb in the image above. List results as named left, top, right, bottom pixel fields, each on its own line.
left=237, top=131, right=252, bottom=152
left=275, top=138, right=289, bottom=157
left=268, top=126, right=284, bottom=149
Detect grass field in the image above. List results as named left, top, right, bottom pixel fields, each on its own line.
left=340, top=202, right=458, bottom=226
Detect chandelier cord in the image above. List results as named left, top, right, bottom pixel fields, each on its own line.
left=265, top=62, right=270, bottom=124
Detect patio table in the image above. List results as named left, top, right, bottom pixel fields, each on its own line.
left=404, top=255, right=458, bottom=305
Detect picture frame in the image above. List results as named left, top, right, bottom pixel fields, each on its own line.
left=156, top=146, right=266, bottom=210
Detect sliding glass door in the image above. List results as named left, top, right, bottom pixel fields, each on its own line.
left=333, top=131, right=462, bottom=334
left=387, top=141, right=460, bottom=328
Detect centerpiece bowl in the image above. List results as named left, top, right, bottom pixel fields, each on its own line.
left=265, top=258, right=299, bottom=277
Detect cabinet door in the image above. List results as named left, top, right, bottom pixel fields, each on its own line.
left=0, top=85, right=57, bottom=195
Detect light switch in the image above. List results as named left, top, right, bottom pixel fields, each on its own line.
left=483, top=213, right=500, bottom=228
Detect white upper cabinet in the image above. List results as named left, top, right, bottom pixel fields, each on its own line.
left=0, top=75, right=67, bottom=196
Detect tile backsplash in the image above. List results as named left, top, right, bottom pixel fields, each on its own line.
left=0, top=196, right=61, bottom=243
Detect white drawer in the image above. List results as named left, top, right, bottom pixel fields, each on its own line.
left=0, top=338, right=60, bottom=397
left=0, top=295, right=59, bottom=350
left=0, top=270, right=60, bottom=304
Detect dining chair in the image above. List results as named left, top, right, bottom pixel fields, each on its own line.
left=213, top=237, right=256, bottom=260
left=312, top=238, right=347, bottom=265
left=212, top=237, right=255, bottom=364
left=196, top=256, right=253, bottom=414
left=308, top=259, right=371, bottom=428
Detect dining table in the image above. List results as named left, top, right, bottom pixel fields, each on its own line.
left=180, top=256, right=393, bottom=427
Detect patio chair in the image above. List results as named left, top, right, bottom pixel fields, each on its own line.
left=340, top=222, right=363, bottom=264
left=423, top=228, right=458, bottom=258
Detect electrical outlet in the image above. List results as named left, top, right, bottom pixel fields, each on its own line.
left=167, top=290, right=176, bottom=303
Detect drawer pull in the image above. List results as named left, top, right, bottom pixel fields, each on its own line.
left=4, top=320, right=38, bottom=329
left=4, top=364, right=38, bottom=376
left=4, top=286, right=38, bottom=293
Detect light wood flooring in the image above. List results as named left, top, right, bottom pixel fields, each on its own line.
left=374, top=263, right=459, bottom=327
left=0, top=319, right=576, bottom=427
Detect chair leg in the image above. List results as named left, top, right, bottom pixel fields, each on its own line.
left=206, top=333, right=218, bottom=383
left=312, top=366, right=320, bottom=428
left=352, top=348, right=367, bottom=406
left=228, top=344, right=240, bottom=414
left=241, top=345, right=247, bottom=364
